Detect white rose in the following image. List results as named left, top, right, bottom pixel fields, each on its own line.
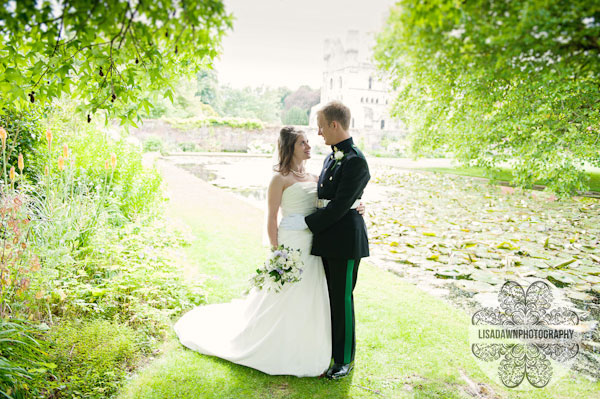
left=292, top=252, right=300, bottom=262
left=277, top=257, right=286, bottom=265
left=334, top=150, right=344, bottom=160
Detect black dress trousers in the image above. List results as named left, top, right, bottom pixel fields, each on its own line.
left=322, top=257, right=361, bottom=365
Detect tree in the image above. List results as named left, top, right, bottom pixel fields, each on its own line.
left=0, top=0, right=232, bottom=125
left=215, top=86, right=284, bottom=123
left=283, top=85, right=320, bottom=113
left=195, top=69, right=218, bottom=105
left=282, top=106, right=309, bottom=126
left=375, top=0, right=600, bottom=195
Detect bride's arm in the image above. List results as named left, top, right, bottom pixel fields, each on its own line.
left=267, top=174, right=285, bottom=249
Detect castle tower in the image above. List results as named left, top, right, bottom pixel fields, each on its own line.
left=309, top=30, right=400, bottom=132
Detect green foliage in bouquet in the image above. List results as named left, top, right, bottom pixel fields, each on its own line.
left=249, top=245, right=303, bottom=293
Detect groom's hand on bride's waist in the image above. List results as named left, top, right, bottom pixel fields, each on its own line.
left=279, top=214, right=308, bottom=230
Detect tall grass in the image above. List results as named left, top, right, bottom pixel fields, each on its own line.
left=0, top=109, right=199, bottom=398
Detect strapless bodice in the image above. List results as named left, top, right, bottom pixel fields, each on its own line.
left=280, top=181, right=317, bottom=217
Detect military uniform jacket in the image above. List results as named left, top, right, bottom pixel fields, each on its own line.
left=305, top=137, right=370, bottom=259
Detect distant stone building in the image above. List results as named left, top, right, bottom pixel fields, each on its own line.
left=309, top=30, right=401, bottom=131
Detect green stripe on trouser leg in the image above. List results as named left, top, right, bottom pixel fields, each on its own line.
left=344, top=259, right=355, bottom=364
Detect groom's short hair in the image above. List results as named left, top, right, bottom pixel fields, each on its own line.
left=319, top=101, right=351, bottom=131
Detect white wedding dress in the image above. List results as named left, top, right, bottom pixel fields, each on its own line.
left=174, top=181, right=331, bottom=377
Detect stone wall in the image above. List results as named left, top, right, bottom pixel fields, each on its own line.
left=130, top=119, right=406, bottom=153
left=129, top=119, right=280, bottom=152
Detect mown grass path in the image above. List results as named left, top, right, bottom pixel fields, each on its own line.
left=119, top=160, right=600, bottom=399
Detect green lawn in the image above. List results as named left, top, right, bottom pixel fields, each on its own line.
left=118, top=164, right=600, bottom=399
left=420, top=166, right=600, bottom=193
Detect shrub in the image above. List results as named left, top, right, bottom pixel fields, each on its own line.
left=54, top=217, right=204, bottom=339
left=0, top=191, right=40, bottom=319
left=0, top=319, right=46, bottom=399
left=43, top=319, right=139, bottom=398
left=0, top=106, right=46, bottom=181
left=178, top=142, right=198, bottom=152
left=164, top=116, right=264, bottom=130
left=0, top=104, right=203, bottom=397
left=40, top=124, right=165, bottom=221
left=247, top=141, right=274, bottom=154
left=142, top=136, right=164, bottom=153
left=281, top=106, right=308, bottom=125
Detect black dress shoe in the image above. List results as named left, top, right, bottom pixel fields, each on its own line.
left=326, top=362, right=354, bottom=380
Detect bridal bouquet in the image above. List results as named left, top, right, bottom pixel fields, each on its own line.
left=249, top=245, right=304, bottom=293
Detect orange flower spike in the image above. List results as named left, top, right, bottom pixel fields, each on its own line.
left=45, top=128, right=52, bottom=148
left=30, top=255, right=41, bottom=272
left=17, top=153, right=24, bottom=172
left=63, top=143, right=69, bottom=158
left=0, top=126, right=7, bottom=149
left=105, top=159, right=110, bottom=170
left=58, top=156, right=65, bottom=171
left=110, top=153, right=117, bottom=169
left=9, top=166, right=15, bottom=182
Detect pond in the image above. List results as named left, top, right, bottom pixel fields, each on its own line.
left=168, top=152, right=600, bottom=376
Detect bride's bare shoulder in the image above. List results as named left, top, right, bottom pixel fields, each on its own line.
left=270, top=172, right=286, bottom=184
left=269, top=172, right=291, bottom=190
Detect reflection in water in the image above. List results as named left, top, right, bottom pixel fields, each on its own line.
left=216, top=185, right=267, bottom=202
left=179, top=163, right=218, bottom=182
left=177, top=161, right=269, bottom=206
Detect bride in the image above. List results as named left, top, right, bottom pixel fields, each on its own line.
left=174, top=127, right=364, bottom=377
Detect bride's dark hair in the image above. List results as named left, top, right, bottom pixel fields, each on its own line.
left=274, top=126, right=304, bottom=175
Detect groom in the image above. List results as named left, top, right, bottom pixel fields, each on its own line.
left=281, top=101, right=370, bottom=379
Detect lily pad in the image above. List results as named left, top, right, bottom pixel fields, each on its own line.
left=576, top=265, right=600, bottom=276
left=455, top=280, right=495, bottom=293
left=469, top=269, right=506, bottom=285
left=583, top=274, right=600, bottom=285
left=548, top=258, right=577, bottom=269
left=496, top=241, right=518, bottom=250
left=566, top=290, right=595, bottom=302
left=527, top=251, right=551, bottom=259
left=434, top=269, right=471, bottom=280
left=547, top=271, right=580, bottom=287
left=573, top=283, right=592, bottom=292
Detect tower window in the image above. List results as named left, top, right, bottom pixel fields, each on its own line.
left=330, top=78, right=333, bottom=89
left=368, top=76, right=373, bottom=89
left=381, top=120, right=385, bottom=130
